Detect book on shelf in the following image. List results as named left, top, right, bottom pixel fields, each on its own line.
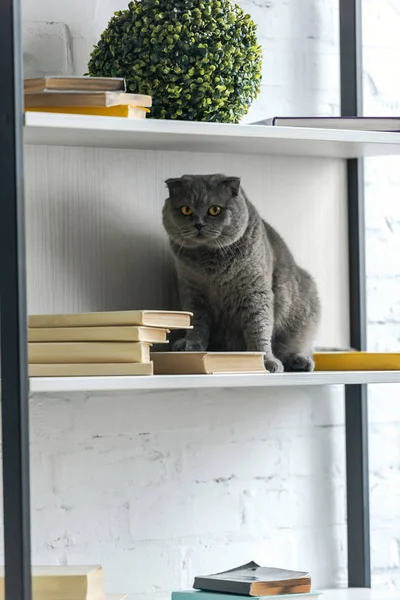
left=314, top=351, right=400, bottom=371
left=28, top=325, right=169, bottom=344
left=24, top=76, right=127, bottom=94
left=29, top=362, right=154, bottom=377
left=26, top=106, right=148, bottom=119
left=28, top=341, right=151, bottom=364
left=193, top=563, right=311, bottom=596
left=0, top=564, right=104, bottom=600
left=252, top=116, right=400, bottom=131
left=28, top=310, right=192, bottom=330
left=151, top=352, right=266, bottom=374
left=173, top=592, right=321, bottom=600
left=24, top=91, right=152, bottom=109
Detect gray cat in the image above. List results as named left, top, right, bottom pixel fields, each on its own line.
left=162, top=174, right=320, bottom=372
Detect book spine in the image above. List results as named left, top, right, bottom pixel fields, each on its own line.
left=193, top=578, right=250, bottom=595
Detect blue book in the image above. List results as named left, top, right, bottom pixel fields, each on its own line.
left=172, top=592, right=322, bottom=600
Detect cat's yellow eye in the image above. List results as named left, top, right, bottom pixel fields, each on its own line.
left=180, top=206, right=193, bottom=216
left=208, top=205, right=222, bottom=216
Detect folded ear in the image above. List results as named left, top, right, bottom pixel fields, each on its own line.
left=221, top=176, right=241, bottom=197
left=165, top=178, right=183, bottom=195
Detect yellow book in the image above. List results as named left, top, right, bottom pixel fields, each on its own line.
left=28, top=325, right=169, bottom=344
left=29, top=362, right=153, bottom=377
left=29, top=310, right=192, bottom=330
left=25, top=105, right=148, bottom=118
left=0, top=565, right=104, bottom=600
left=28, top=342, right=151, bottom=364
left=152, top=352, right=266, bottom=374
left=314, top=351, right=400, bottom=371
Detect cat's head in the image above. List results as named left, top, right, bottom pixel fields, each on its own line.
left=162, top=174, right=249, bottom=248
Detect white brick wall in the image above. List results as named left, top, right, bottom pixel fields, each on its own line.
left=26, top=387, right=346, bottom=598
left=363, top=0, right=400, bottom=590
left=14, top=0, right=400, bottom=595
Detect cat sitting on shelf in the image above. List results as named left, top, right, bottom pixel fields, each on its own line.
left=162, top=174, right=320, bottom=373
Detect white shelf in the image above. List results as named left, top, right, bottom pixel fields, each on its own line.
left=322, top=590, right=400, bottom=600
left=24, top=112, right=400, bottom=158
left=29, top=370, right=400, bottom=394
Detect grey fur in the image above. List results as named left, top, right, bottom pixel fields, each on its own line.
left=162, top=174, right=320, bottom=372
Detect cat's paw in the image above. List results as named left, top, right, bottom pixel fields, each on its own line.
left=264, top=355, right=284, bottom=373
left=284, top=353, right=315, bottom=372
left=172, top=338, right=204, bottom=352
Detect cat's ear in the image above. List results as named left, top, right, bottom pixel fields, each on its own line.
left=165, top=178, right=183, bottom=196
left=221, top=176, right=241, bottom=197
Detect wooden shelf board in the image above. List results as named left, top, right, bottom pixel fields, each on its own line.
left=29, top=370, right=400, bottom=394
left=24, top=112, right=400, bottom=158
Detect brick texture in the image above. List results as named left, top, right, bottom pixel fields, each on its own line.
left=5, top=0, right=399, bottom=595
left=21, top=388, right=348, bottom=594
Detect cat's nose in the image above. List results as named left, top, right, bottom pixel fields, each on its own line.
left=194, top=223, right=204, bottom=231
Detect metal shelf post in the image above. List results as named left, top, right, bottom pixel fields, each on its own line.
left=339, top=0, right=371, bottom=588
left=0, top=0, right=32, bottom=599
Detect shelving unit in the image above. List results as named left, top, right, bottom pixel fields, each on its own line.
left=25, top=111, right=400, bottom=158
left=0, top=0, right=394, bottom=598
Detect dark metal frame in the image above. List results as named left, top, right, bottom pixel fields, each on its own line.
left=339, top=0, right=371, bottom=588
left=0, top=0, right=32, bottom=599
left=0, top=0, right=370, bottom=597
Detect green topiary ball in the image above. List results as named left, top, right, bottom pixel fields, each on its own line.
left=87, top=0, right=262, bottom=122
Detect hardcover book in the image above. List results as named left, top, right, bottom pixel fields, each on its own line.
left=29, top=310, right=192, bottom=330
left=152, top=352, right=266, bottom=374
left=28, top=341, right=151, bottom=364
left=193, top=563, right=311, bottom=596
left=252, top=116, right=400, bottom=132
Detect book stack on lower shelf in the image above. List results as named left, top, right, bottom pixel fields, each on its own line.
left=0, top=565, right=126, bottom=600
left=173, top=563, right=319, bottom=600
left=27, top=310, right=192, bottom=377
left=27, top=309, right=400, bottom=378
left=27, top=310, right=269, bottom=378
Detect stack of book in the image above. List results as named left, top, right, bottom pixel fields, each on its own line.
left=28, top=310, right=192, bottom=377
left=24, top=76, right=152, bottom=118
left=0, top=564, right=126, bottom=600
left=172, top=563, right=319, bottom=600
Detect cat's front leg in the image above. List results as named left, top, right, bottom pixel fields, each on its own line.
left=241, top=293, right=284, bottom=373
left=173, top=280, right=211, bottom=352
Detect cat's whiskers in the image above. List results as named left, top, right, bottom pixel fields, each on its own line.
left=215, top=239, right=231, bottom=263
left=215, top=235, right=233, bottom=259
left=176, top=242, right=185, bottom=258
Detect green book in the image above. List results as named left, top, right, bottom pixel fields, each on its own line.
left=172, top=593, right=322, bottom=600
